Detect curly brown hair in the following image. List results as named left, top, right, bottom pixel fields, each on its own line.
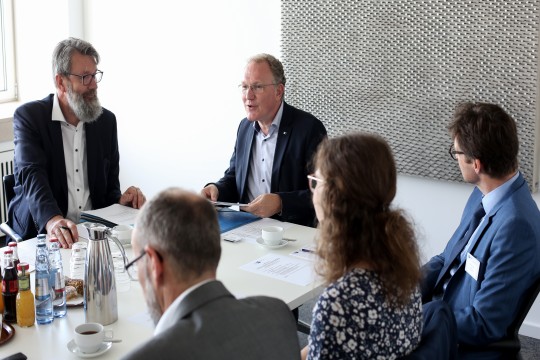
left=313, top=132, right=421, bottom=306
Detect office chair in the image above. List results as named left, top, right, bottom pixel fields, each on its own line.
left=459, top=276, right=540, bottom=360
left=0, top=174, right=22, bottom=243
left=401, top=300, right=458, bottom=360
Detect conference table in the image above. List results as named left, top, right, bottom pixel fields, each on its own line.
left=0, top=219, right=323, bottom=359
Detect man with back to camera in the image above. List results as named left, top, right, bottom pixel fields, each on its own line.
left=8, top=37, right=145, bottom=247
left=201, top=53, right=327, bottom=227
left=122, top=187, right=301, bottom=360
left=421, top=102, right=540, bottom=357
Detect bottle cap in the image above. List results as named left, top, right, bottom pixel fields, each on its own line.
left=8, top=241, right=17, bottom=247
left=17, top=262, right=29, bottom=270
left=4, top=249, right=13, bottom=255
left=49, top=237, right=59, bottom=243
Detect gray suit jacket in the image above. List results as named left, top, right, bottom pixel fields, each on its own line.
left=122, top=281, right=301, bottom=360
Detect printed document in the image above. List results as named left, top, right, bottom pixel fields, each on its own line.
left=240, top=253, right=315, bottom=286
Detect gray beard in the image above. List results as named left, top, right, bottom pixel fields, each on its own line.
left=66, top=85, right=103, bottom=123
left=143, top=265, right=163, bottom=325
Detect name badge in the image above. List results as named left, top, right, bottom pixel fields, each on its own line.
left=465, top=253, right=480, bottom=281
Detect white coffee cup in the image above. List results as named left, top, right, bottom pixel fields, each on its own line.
left=74, top=323, right=114, bottom=354
left=111, top=225, right=133, bottom=245
left=261, top=226, right=284, bottom=246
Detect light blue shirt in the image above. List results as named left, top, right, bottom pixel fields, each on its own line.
left=246, top=102, right=284, bottom=202
left=438, top=172, right=521, bottom=296
left=459, top=171, right=520, bottom=263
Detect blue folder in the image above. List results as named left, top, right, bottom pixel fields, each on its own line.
left=217, top=209, right=260, bottom=233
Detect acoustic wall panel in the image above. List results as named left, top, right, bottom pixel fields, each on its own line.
left=281, top=0, right=539, bottom=190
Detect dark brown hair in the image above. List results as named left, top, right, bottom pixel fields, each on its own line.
left=448, top=102, right=519, bottom=178
left=314, top=132, right=421, bottom=306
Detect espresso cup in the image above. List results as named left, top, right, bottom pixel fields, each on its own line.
left=261, top=226, right=284, bottom=246
left=111, top=224, right=133, bottom=245
left=74, top=323, right=114, bottom=354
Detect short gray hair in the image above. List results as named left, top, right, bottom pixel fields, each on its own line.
left=135, top=188, right=221, bottom=279
left=52, top=37, right=100, bottom=82
left=248, top=53, right=286, bottom=86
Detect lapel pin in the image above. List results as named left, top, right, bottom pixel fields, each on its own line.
left=283, top=131, right=287, bottom=135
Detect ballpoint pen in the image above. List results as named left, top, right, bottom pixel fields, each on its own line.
left=60, top=226, right=72, bottom=233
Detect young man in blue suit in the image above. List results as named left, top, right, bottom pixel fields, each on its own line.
left=421, top=103, right=540, bottom=353
left=8, top=38, right=145, bottom=247
left=201, top=54, right=327, bottom=227
left=124, top=188, right=300, bottom=360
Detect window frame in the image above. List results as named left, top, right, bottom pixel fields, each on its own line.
left=0, top=0, right=17, bottom=103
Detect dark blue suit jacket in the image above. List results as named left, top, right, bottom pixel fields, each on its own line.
left=8, top=94, right=122, bottom=240
left=214, top=102, right=327, bottom=227
left=421, top=173, right=540, bottom=345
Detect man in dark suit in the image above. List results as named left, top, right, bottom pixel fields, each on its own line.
left=8, top=37, right=144, bottom=247
left=421, top=103, right=540, bottom=353
left=201, top=54, right=327, bottom=227
left=124, top=188, right=300, bottom=360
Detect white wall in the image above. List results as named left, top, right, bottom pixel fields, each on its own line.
left=83, top=0, right=281, bottom=198
left=9, top=0, right=540, bottom=339
left=12, top=1, right=71, bottom=104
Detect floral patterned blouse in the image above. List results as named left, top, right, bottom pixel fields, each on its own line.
left=307, top=268, right=423, bottom=359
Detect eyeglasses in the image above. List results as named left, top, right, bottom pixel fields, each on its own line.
left=239, top=83, right=277, bottom=94
left=448, top=144, right=466, bottom=161
left=124, top=250, right=146, bottom=281
left=67, top=70, right=103, bottom=86
left=307, top=174, right=325, bottom=191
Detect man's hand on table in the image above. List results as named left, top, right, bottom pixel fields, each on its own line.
left=241, top=193, right=282, bottom=218
left=46, top=215, right=79, bottom=248
left=120, top=186, right=146, bottom=209
left=201, top=184, right=219, bottom=201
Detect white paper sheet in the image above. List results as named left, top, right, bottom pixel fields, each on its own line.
left=240, top=253, right=315, bottom=286
left=81, top=204, right=139, bottom=226
left=222, top=218, right=294, bottom=244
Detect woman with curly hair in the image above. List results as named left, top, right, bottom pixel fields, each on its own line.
left=302, top=132, right=423, bottom=359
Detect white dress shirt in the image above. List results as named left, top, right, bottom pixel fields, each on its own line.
left=52, top=94, right=92, bottom=222
left=246, top=102, right=284, bottom=201
left=154, top=279, right=215, bottom=335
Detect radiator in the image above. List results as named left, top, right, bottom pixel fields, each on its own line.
left=0, top=147, right=14, bottom=224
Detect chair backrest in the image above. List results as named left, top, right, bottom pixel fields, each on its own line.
left=1, top=174, right=23, bottom=244
left=507, top=276, right=540, bottom=340
left=458, top=275, right=540, bottom=359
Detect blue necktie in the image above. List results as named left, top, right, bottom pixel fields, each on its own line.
left=434, top=203, right=485, bottom=295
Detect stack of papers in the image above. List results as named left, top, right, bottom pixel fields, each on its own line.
left=80, top=204, right=139, bottom=227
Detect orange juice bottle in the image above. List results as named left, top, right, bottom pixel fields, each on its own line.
left=16, top=262, right=35, bottom=327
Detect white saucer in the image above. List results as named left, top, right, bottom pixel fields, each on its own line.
left=256, top=237, right=288, bottom=249
left=67, top=339, right=112, bottom=358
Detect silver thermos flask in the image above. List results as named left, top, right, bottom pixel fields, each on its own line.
left=84, top=223, right=122, bottom=325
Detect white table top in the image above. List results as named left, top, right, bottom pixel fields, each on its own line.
left=0, top=220, right=323, bottom=359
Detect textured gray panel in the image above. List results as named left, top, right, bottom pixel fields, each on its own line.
left=281, top=0, right=539, bottom=190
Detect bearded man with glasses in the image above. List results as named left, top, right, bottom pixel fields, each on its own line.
left=8, top=37, right=145, bottom=247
